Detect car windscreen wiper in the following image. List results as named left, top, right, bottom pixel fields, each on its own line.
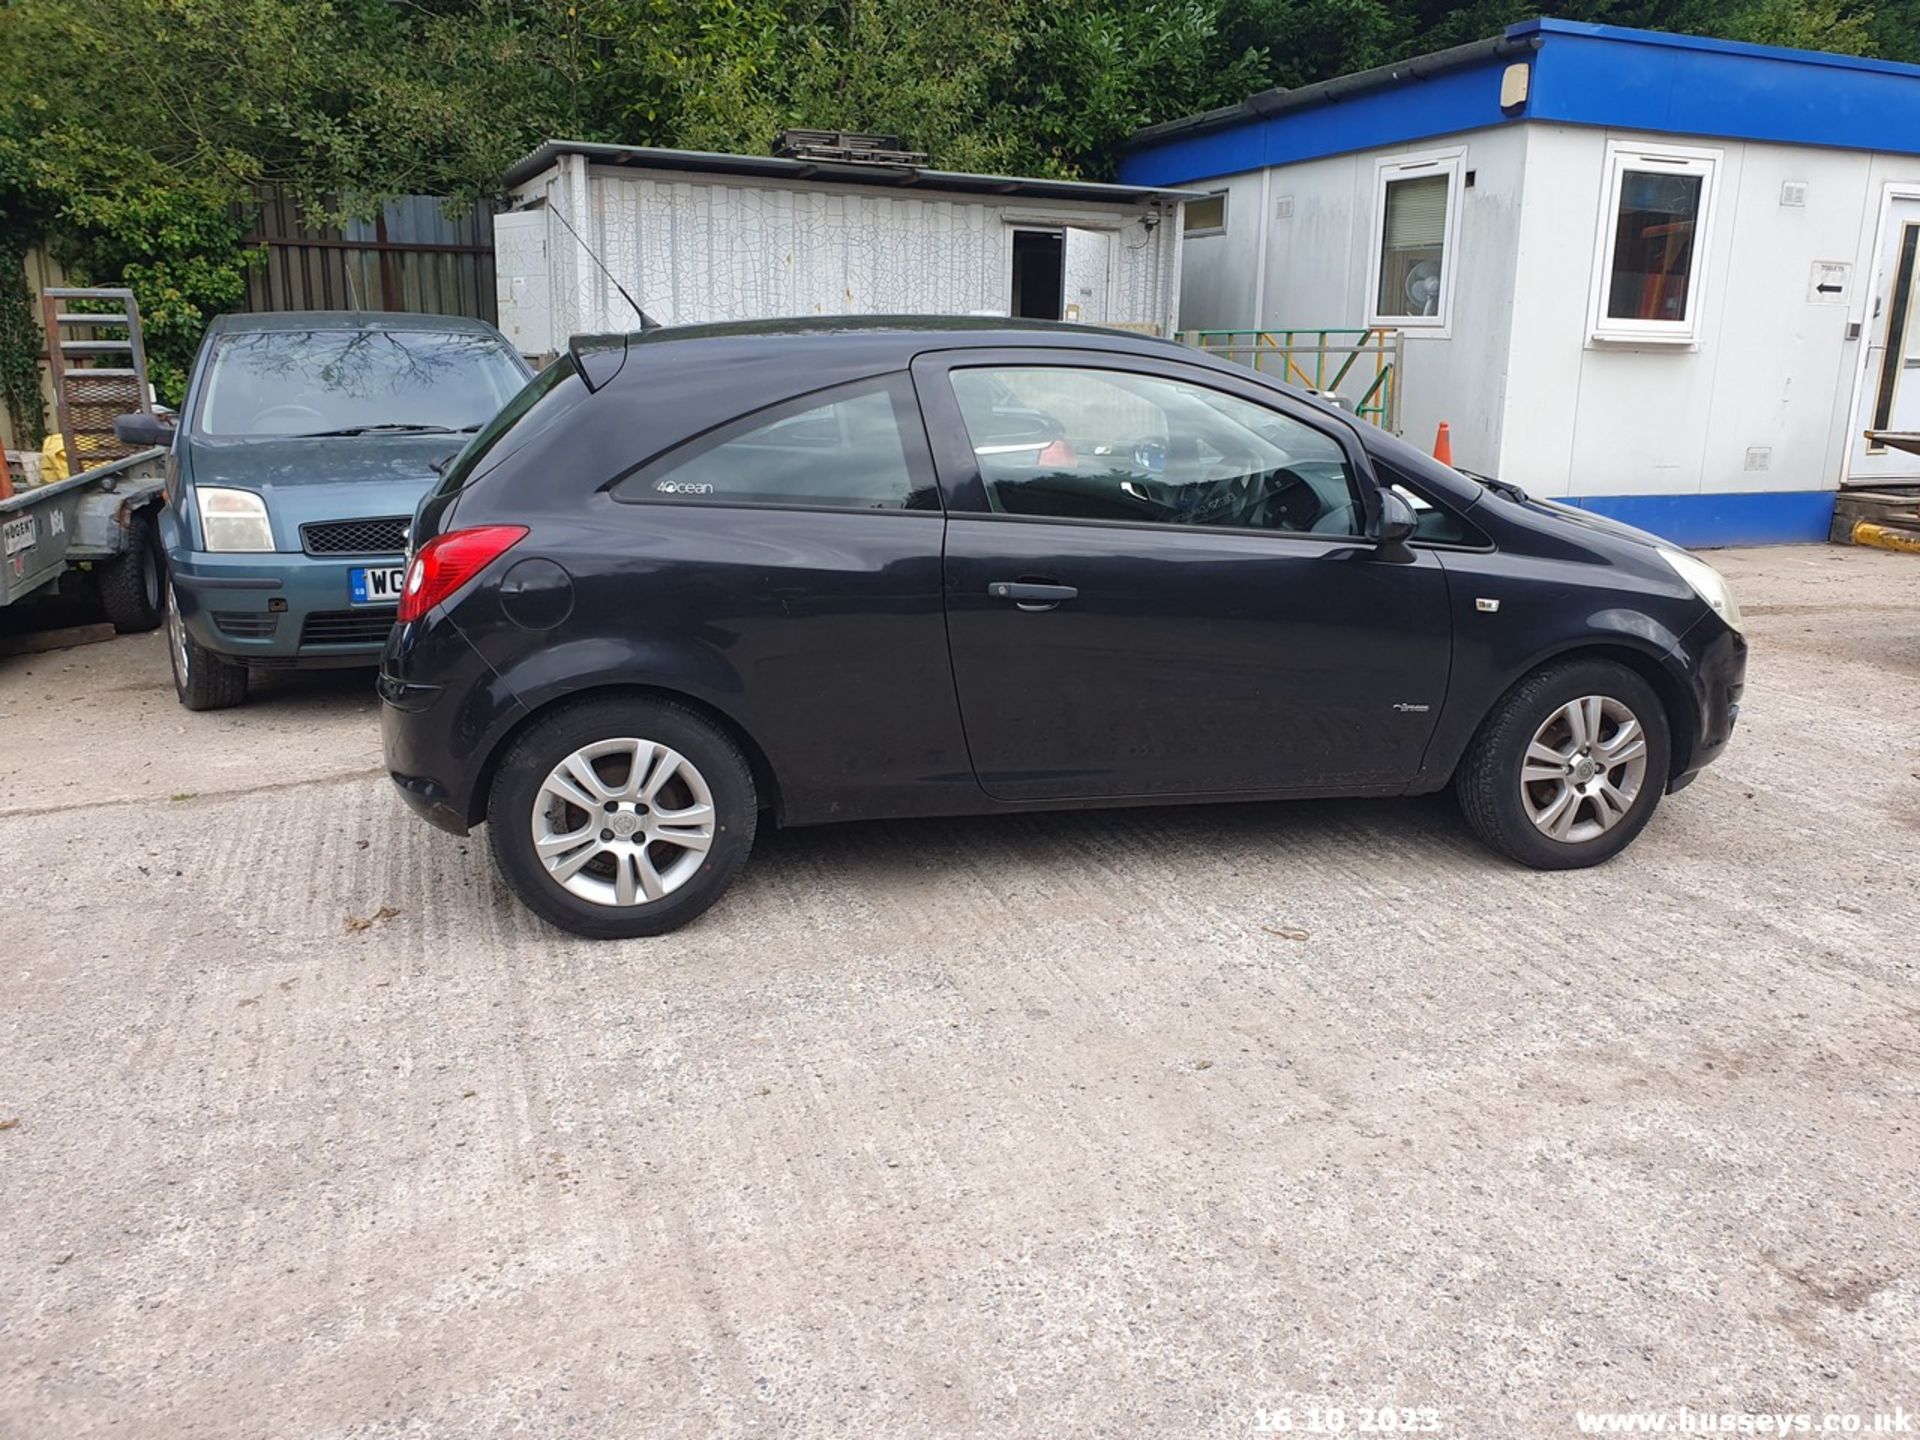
left=293, top=423, right=478, bottom=438
left=1455, top=466, right=1531, bottom=503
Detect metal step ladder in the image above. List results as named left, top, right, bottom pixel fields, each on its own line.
left=40, top=287, right=157, bottom=472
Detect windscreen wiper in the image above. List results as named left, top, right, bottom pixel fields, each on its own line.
left=1455, top=466, right=1531, bottom=503
left=294, top=423, right=477, bottom=438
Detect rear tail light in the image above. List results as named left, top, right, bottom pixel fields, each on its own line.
left=1037, top=438, right=1076, bottom=468
left=397, top=525, right=528, bottom=623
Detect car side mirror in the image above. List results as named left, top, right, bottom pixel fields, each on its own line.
left=114, top=412, right=175, bottom=449
left=1374, top=487, right=1418, bottom=549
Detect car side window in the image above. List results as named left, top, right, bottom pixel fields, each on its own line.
left=612, top=377, right=938, bottom=512
left=1374, top=460, right=1489, bottom=548
left=948, top=366, right=1364, bottom=537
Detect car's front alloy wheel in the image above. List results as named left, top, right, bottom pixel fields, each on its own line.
left=1518, top=694, right=1650, bottom=843
left=1456, top=658, right=1671, bottom=869
left=167, top=581, right=249, bottom=711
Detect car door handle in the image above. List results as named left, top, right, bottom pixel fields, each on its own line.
left=988, top=580, right=1078, bottom=609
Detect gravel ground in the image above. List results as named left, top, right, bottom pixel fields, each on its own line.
left=0, top=543, right=1915, bottom=1439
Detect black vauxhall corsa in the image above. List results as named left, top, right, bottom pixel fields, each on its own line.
left=380, top=319, right=1747, bottom=939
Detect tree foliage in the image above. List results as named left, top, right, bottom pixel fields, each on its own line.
left=0, top=0, right=1907, bottom=406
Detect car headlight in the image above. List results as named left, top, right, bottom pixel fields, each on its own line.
left=1658, top=546, right=1742, bottom=633
left=195, top=487, right=275, bottom=553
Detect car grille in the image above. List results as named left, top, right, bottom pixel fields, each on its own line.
left=300, top=609, right=396, bottom=646
left=301, top=517, right=410, bottom=555
left=211, top=611, right=278, bottom=640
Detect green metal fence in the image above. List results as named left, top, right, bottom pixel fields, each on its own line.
left=1178, top=328, right=1402, bottom=432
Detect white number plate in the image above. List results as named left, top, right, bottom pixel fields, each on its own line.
left=2, top=514, right=36, bottom=557
left=349, top=566, right=407, bottom=606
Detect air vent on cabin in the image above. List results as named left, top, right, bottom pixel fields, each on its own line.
left=773, top=130, right=929, bottom=167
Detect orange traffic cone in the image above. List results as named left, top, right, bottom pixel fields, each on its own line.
left=1432, top=421, right=1453, bottom=466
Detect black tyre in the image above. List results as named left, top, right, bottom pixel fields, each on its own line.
left=166, top=581, right=248, bottom=711
left=1455, top=658, right=1671, bottom=870
left=487, top=696, right=757, bottom=939
left=97, top=511, right=164, bottom=633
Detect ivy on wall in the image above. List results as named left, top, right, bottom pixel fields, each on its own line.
left=0, top=235, right=46, bottom=449
left=52, top=191, right=258, bottom=407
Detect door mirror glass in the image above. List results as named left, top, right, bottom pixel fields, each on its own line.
left=1375, top=487, right=1418, bottom=546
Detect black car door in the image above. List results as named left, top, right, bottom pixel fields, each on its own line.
left=911, top=348, right=1453, bottom=802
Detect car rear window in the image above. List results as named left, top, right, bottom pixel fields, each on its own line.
left=429, top=355, right=587, bottom=499
left=610, top=377, right=939, bottom=512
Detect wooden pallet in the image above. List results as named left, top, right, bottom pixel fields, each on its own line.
left=1827, top=491, right=1920, bottom=545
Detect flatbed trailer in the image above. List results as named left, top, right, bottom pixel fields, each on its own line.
left=1, top=448, right=167, bottom=630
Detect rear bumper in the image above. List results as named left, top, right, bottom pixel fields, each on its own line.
left=170, top=550, right=404, bottom=664
left=379, top=614, right=525, bottom=836
left=383, top=719, right=472, bottom=833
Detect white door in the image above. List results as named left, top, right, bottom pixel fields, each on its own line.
left=1851, top=197, right=1920, bottom=483
left=1062, top=228, right=1112, bottom=326
left=493, top=209, right=553, bottom=357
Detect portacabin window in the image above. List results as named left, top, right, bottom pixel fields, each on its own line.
left=1368, top=149, right=1464, bottom=334
left=610, top=376, right=940, bottom=512
left=1183, top=191, right=1228, bottom=237
left=1588, top=142, right=1721, bottom=344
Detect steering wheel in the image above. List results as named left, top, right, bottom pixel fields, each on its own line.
left=1248, top=466, right=1358, bottom=535
left=252, top=403, right=328, bottom=432
left=1129, top=437, right=1168, bottom=474
left=1171, top=472, right=1249, bottom=526
left=1220, top=450, right=1278, bottom=528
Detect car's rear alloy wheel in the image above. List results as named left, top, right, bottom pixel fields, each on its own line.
left=1455, top=658, right=1671, bottom=870
left=489, top=697, right=756, bottom=938
left=1518, top=695, right=1649, bottom=843
left=532, top=739, right=718, bottom=907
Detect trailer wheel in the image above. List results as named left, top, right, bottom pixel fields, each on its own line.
left=98, top=511, right=165, bottom=633
left=167, top=581, right=248, bottom=711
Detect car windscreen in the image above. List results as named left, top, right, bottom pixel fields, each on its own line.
left=196, top=329, right=529, bottom=438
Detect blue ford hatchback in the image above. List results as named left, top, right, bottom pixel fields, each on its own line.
left=140, top=312, right=529, bottom=710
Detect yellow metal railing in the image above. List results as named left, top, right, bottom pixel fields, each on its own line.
left=1179, top=328, right=1402, bottom=430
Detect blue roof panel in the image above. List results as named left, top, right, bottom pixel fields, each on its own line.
left=1118, top=20, right=1920, bottom=188
left=1524, top=24, right=1920, bottom=152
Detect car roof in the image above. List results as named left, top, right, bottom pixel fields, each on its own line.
left=625, top=311, right=1198, bottom=353
left=630, top=314, right=1183, bottom=346
left=210, top=310, right=506, bottom=336
left=579, top=314, right=1195, bottom=375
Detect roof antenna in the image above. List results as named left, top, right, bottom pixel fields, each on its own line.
left=537, top=190, right=661, bottom=330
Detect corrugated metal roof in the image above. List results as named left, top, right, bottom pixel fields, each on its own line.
left=501, top=141, right=1205, bottom=206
